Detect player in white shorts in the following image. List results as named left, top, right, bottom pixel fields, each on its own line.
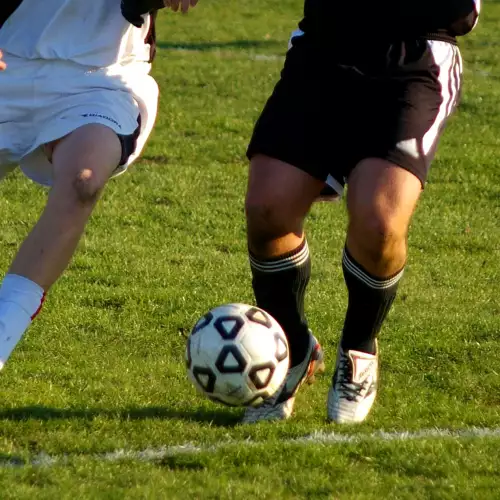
left=0, top=0, right=198, bottom=370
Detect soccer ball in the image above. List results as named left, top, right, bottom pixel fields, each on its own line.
left=186, top=303, right=289, bottom=407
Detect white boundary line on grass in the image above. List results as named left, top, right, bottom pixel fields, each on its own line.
left=4, top=426, right=500, bottom=469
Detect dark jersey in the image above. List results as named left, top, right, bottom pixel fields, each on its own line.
left=299, top=0, right=480, bottom=42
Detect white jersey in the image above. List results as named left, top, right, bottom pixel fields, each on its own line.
left=0, top=0, right=154, bottom=67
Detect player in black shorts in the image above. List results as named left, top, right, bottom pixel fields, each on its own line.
left=242, top=0, right=481, bottom=424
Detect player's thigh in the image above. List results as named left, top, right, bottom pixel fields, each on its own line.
left=50, top=124, right=122, bottom=198
left=347, top=40, right=462, bottom=236
left=347, top=158, right=422, bottom=242
left=21, top=85, right=143, bottom=187
left=245, top=34, right=336, bottom=233
left=246, top=155, right=325, bottom=237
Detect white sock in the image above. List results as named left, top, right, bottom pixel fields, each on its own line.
left=0, top=274, right=45, bottom=369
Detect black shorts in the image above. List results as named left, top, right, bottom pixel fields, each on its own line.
left=117, top=115, right=141, bottom=166
left=247, top=34, right=463, bottom=192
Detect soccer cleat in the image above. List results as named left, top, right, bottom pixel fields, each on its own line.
left=327, top=345, right=378, bottom=424
left=242, top=332, right=325, bottom=423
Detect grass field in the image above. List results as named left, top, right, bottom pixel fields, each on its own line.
left=0, top=1, right=499, bottom=498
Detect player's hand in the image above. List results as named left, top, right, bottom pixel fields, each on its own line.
left=0, top=50, right=6, bottom=71
left=166, top=0, right=199, bottom=14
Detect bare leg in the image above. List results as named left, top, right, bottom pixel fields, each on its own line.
left=9, top=124, right=121, bottom=288
left=0, top=124, right=121, bottom=368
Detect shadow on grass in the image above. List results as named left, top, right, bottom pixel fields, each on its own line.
left=0, top=405, right=241, bottom=427
left=0, top=453, right=25, bottom=467
left=157, top=39, right=282, bottom=51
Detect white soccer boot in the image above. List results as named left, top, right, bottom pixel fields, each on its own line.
left=327, top=344, right=378, bottom=424
left=242, top=332, right=325, bottom=423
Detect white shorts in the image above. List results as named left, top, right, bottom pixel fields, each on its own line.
left=0, top=53, right=159, bottom=186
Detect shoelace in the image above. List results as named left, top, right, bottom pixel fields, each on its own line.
left=337, top=353, right=368, bottom=402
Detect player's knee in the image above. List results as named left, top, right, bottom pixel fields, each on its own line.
left=70, top=168, right=107, bottom=205
left=351, top=212, right=407, bottom=264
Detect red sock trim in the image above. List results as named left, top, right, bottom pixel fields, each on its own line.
left=31, top=292, right=47, bottom=321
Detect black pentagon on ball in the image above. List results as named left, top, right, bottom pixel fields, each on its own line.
left=248, top=362, right=275, bottom=390
left=192, top=366, right=216, bottom=393
left=245, top=307, right=273, bottom=328
left=214, top=315, right=244, bottom=340
left=215, top=345, right=247, bottom=373
left=191, top=311, right=214, bottom=335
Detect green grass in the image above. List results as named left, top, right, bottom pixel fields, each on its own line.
left=0, top=0, right=499, bottom=497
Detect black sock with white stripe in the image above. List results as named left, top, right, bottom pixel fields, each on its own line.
left=249, top=239, right=311, bottom=367
left=341, top=246, right=404, bottom=355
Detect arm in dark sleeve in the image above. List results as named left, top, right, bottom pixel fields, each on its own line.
left=415, top=0, right=480, bottom=35
left=446, top=0, right=480, bottom=35
left=121, top=0, right=166, bottom=28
